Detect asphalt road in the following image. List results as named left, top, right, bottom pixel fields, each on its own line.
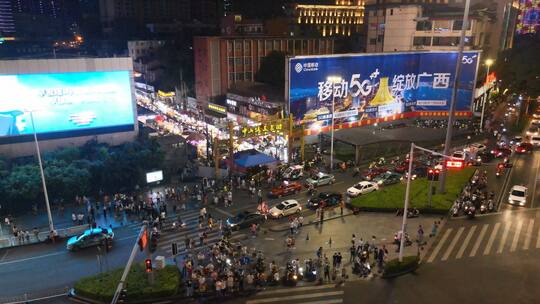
left=499, top=150, right=540, bottom=211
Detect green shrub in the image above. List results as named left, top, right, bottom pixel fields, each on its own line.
left=74, top=264, right=180, bottom=302
left=383, top=256, right=420, bottom=278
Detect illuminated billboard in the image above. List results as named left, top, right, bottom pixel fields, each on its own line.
left=517, top=0, right=540, bottom=34
left=288, top=51, right=479, bottom=133
left=0, top=71, right=135, bottom=139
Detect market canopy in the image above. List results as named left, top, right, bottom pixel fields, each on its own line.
left=234, top=149, right=278, bottom=168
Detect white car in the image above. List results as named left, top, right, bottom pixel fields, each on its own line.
left=347, top=181, right=378, bottom=197
left=526, top=126, right=539, bottom=137
left=269, top=200, right=302, bottom=218
left=530, top=136, right=540, bottom=146
left=452, top=151, right=466, bottom=160
left=508, top=185, right=527, bottom=206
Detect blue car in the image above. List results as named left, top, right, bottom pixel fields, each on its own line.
left=66, top=227, right=114, bottom=251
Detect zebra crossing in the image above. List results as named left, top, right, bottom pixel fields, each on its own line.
left=426, top=214, right=540, bottom=263
left=244, top=284, right=345, bottom=304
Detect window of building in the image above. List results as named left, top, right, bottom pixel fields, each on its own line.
left=236, top=73, right=244, bottom=81
left=433, top=20, right=451, bottom=31
left=265, top=40, right=272, bottom=50
left=484, top=33, right=491, bottom=45
left=416, top=21, right=432, bottom=31
left=244, top=57, right=251, bottom=65
left=229, top=73, right=235, bottom=83
left=235, top=57, right=242, bottom=65
left=274, top=40, right=280, bottom=50
left=390, top=9, right=393, bottom=16
left=228, top=58, right=235, bottom=66
left=413, top=36, right=432, bottom=46
left=432, top=37, right=459, bottom=46
left=245, top=72, right=252, bottom=80
left=235, top=41, right=242, bottom=49
left=369, top=38, right=377, bottom=45
left=452, top=20, right=471, bottom=31
left=244, top=41, right=251, bottom=51
left=287, top=40, right=293, bottom=53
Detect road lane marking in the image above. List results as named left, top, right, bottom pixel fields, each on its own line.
left=0, top=251, right=64, bottom=266
left=523, top=218, right=534, bottom=250
left=256, top=284, right=337, bottom=296
left=484, top=222, right=501, bottom=255
left=497, top=221, right=512, bottom=254
left=245, top=291, right=344, bottom=304
left=470, top=224, right=488, bottom=257
left=441, top=227, right=464, bottom=261
left=426, top=228, right=452, bottom=263
left=212, top=207, right=234, bottom=217
left=456, top=226, right=476, bottom=259
left=510, top=220, right=523, bottom=252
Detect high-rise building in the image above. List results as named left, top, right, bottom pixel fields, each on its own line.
left=289, top=0, right=365, bottom=37
left=0, top=0, right=15, bottom=35
left=194, top=35, right=335, bottom=104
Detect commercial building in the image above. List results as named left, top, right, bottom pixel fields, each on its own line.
left=364, top=0, right=518, bottom=58
left=289, top=0, right=365, bottom=37
left=0, top=0, right=15, bottom=35
left=194, top=35, right=335, bottom=105
left=0, top=57, right=138, bottom=157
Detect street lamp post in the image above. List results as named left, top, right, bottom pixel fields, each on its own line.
left=29, top=111, right=55, bottom=233
left=480, top=59, right=494, bottom=132
left=439, top=0, right=471, bottom=194
left=327, top=76, right=342, bottom=171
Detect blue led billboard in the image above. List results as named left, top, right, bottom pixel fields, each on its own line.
left=0, top=71, right=135, bottom=140
left=288, top=51, right=480, bottom=131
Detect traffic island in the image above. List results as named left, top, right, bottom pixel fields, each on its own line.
left=382, top=256, right=420, bottom=279
left=350, top=167, right=475, bottom=213
left=72, top=264, right=181, bottom=303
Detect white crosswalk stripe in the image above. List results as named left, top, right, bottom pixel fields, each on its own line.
left=244, top=284, right=344, bottom=304
left=523, top=218, right=534, bottom=250
left=469, top=224, right=488, bottom=257
left=427, top=215, right=540, bottom=263
left=497, top=221, right=512, bottom=254
left=483, top=222, right=500, bottom=255
left=510, top=221, right=523, bottom=252
left=441, top=227, right=464, bottom=261
left=456, top=225, right=476, bottom=259
left=427, top=228, right=452, bottom=263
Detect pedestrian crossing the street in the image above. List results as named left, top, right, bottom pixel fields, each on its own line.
left=426, top=214, right=540, bottom=263
left=244, top=284, right=345, bottom=304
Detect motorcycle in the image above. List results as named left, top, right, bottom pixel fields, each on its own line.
left=307, top=187, right=317, bottom=196
left=452, top=206, right=459, bottom=217
left=466, top=206, right=476, bottom=219
left=480, top=203, right=487, bottom=214
left=282, top=262, right=299, bottom=286
left=407, top=208, right=420, bottom=218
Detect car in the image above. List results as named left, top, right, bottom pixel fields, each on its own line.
left=465, top=143, right=487, bottom=154
left=373, top=171, right=403, bottom=186
left=515, top=142, right=533, bottom=154
left=361, top=167, right=387, bottom=181
left=490, top=147, right=512, bottom=158
left=282, top=165, right=304, bottom=180
left=307, top=192, right=342, bottom=209
left=526, top=126, right=539, bottom=137
left=269, top=181, right=302, bottom=197
left=405, top=166, right=428, bottom=179
left=451, top=150, right=466, bottom=160
left=305, top=172, right=335, bottom=187
left=531, top=136, right=540, bottom=146
left=508, top=185, right=528, bottom=206
left=509, top=136, right=523, bottom=146
left=67, top=227, right=114, bottom=251
left=226, top=211, right=266, bottom=230
left=346, top=181, right=378, bottom=197
left=269, top=200, right=302, bottom=218
left=531, top=119, right=540, bottom=127
left=393, top=160, right=420, bottom=173
left=533, top=113, right=540, bottom=119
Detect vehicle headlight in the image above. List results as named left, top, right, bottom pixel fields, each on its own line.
left=377, top=180, right=383, bottom=185
left=272, top=212, right=278, bottom=217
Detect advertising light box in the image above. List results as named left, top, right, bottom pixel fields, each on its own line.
left=146, top=170, right=163, bottom=183
left=288, top=51, right=480, bottom=132
left=0, top=71, right=135, bottom=138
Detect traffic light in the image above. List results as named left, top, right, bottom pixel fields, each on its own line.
left=427, top=168, right=440, bottom=181
left=171, top=242, right=178, bottom=256
left=145, top=258, right=152, bottom=272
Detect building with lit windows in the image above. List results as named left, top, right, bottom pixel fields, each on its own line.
left=0, top=0, right=15, bottom=35
left=290, top=0, right=365, bottom=37
left=194, top=35, right=334, bottom=105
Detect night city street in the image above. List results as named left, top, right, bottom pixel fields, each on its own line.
left=0, top=0, right=539, bottom=304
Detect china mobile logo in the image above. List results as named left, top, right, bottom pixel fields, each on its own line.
left=294, top=63, right=303, bottom=73
left=461, top=55, right=477, bottom=64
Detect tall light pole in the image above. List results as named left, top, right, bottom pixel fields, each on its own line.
left=479, top=58, right=494, bottom=132
left=439, top=0, right=471, bottom=194
left=29, top=111, right=55, bottom=233
left=327, top=76, right=342, bottom=171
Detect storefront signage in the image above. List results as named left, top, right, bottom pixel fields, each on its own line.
left=240, top=120, right=285, bottom=137
left=208, top=102, right=227, bottom=114
left=158, top=90, right=175, bottom=97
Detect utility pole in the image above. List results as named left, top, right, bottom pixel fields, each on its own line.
left=439, top=0, right=471, bottom=194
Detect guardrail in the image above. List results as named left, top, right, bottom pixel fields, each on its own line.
left=0, top=224, right=89, bottom=249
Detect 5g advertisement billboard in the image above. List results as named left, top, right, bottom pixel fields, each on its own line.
left=288, top=51, right=480, bottom=133
left=0, top=70, right=135, bottom=143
